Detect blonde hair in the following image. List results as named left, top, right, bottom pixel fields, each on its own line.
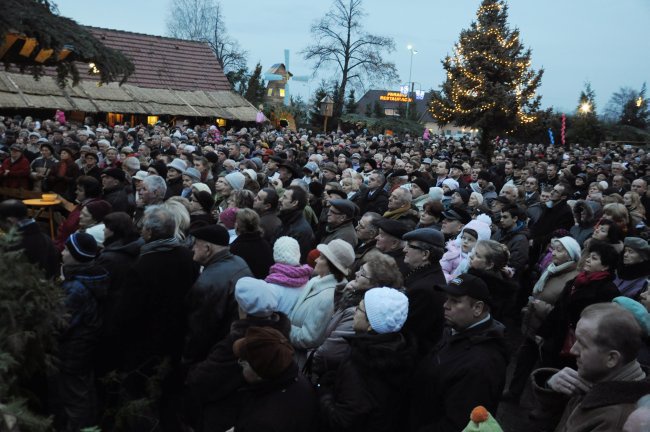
left=475, top=239, right=510, bottom=272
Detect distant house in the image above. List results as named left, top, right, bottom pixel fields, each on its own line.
left=0, top=27, right=257, bottom=126
left=356, top=89, right=478, bottom=138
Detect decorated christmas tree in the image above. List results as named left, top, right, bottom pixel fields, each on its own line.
left=429, top=0, right=543, bottom=159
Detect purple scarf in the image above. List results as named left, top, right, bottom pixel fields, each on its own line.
left=265, top=263, right=313, bottom=287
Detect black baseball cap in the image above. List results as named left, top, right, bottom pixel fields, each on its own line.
left=436, top=273, right=491, bottom=305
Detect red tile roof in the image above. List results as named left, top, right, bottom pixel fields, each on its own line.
left=85, top=26, right=231, bottom=92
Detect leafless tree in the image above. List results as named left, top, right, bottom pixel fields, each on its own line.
left=166, top=0, right=247, bottom=76
left=302, top=0, right=398, bottom=120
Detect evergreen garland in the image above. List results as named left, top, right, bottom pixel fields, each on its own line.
left=0, top=229, right=66, bottom=432
left=0, top=0, right=134, bottom=88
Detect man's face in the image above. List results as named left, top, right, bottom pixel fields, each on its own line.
left=436, top=163, right=448, bottom=176
left=375, top=229, right=397, bottom=252
left=547, top=165, right=557, bottom=178
left=279, top=190, right=295, bottom=211
left=355, top=216, right=375, bottom=242
left=387, top=190, right=403, bottom=211
left=367, top=174, right=381, bottom=190
left=504, top=162, right=514, bottom=175
left=101, top=175, right=119, bottom=190
left=570, top=317, right=611, bottom=382
left=500, top=211, right=516, bottom=230
left=228, top=144, right=239, bottom=158
left=192, top=239, right=212, bottom=265
left=540, top=191, right=551, bottom=203
left=444, top=295, right=480, bottom=331
left=524, top=177, right=538, bottom=193
left=631, top=180, right=647, bottom=195
left=327, top=205, right=346, bottom=225
left=441, top=218, right=463, bottom=236
left=194, top=160, right=207, bottom=173
left=550, top=185, right=565, bottom=203
left=381, top=159, right=393, bottom=171
left=140, top=183, right=157, bottom=205
left=253, top=190, right=268, bottom=212
left=500, top=187, right=518, bottom=202
left=167, top=167, right=181, bottom=181
left=75, top=185, right=86, bottom=203
left=85, top=155, right=97, bottom=168
left=612, top=176, right=625, bottom=189
left=323, top=169, right=337, bottom=181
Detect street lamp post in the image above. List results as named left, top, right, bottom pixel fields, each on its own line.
left=406, top=45, right=418, bottom=119
left=320, top=95, right=334, bottom=133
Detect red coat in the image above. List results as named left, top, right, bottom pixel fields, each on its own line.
left=0, top=155, right=30, bottom=189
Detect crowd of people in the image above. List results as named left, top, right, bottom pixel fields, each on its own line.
left=1, top=112, right=650, bottom=432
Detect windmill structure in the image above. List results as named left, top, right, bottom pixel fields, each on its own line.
left=264, top=49, right=309, bottom=106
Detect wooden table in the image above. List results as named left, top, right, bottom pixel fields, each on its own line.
left=22, top=199, right=61, bottom=239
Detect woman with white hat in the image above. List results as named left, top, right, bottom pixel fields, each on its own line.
left=505, top=236, right=582, bottom=401
left=289, top=239, right=354, bottom=368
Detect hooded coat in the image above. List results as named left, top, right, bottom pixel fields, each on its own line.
left=410, top=319, right=509, bottom=432
left=319, top=332, right=418, bottom=432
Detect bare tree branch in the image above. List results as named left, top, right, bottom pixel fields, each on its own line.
left=166, top=0, right=248, bottom=78
left=301, top=0, right=397, bottom=120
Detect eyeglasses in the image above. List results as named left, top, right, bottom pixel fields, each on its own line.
left=356, top=267, right=370, bottom=280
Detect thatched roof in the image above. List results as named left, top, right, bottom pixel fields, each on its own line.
left=0, top=0, right=134, bottom=87
left=0, top=71, right=258, bottom=121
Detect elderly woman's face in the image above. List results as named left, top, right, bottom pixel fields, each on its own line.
left=551, top=241, right=572, bottom=266
left=623, top=246, right=644, bottom=266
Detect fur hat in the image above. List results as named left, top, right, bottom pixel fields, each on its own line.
left=235, top=277, right=278, bottom=317
left=233, top=327, right=294, bottom=380
left=273, top=236, right=301, bottom=266
left=364, top=287, right=409, bottom=334
left=411, top=178, right=430, bottom=195
left=225, top=172, right=246, bottom=191
left=65, top=232, right=98, bottom=262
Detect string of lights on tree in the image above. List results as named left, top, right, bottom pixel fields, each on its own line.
left=429, top=0, right=542, bottom=128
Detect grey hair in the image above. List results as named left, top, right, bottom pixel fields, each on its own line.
left=161, top=200, right=190, bottom=240
left=143, top=205, right=176, bottom=240
left=143, top=175, right=167, bottom=199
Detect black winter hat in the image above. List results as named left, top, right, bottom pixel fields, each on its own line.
left=191, top=224, right=229, bottom=246
left=65, top=232, right=98, bottom=262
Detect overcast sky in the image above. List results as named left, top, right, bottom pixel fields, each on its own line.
left=58, top=0, right=649, bottom=114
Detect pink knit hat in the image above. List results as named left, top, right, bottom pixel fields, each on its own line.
left=219, top=207, right=238, bottom=229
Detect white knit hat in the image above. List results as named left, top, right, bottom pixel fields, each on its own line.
left=461, top=217, right=492, bottom=242
left=554, top=236, right=581, bottom=262
left=273, top=236, right=301, bottom=266
left=428, top=186, right=444, bottom=201
left=235, top=277, right=278, bottom=317
left=364, top=287, right=409, bottom=334
left=225, top=172, right=246, bottom=191
left=442, top=178, right=459, bottom=191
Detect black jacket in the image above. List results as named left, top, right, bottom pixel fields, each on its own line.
left=259, top=210, right=282, bottom=245
left=59, top=262, right=110, bottom=374
left=164, top=176, right=184, bottom=200
left=468, top=268, right=518, bottom=323
left=493, top=223, right=530, bottom=276
left=276, top=208, right=315, bottom=264
left=538, top=273, right=619, bottom=367
left=319, top=332, right=418, bottom=432
left=410, top=319, right=509, bottom=432
left=184, top=250, right=252, bottom=365
left=403, top=264, right=447, bottom=355
left=357, top=187, right=389, bottom=216
left=103, top=184, right=132, bottom=214
left=13, top=219, right=60, bottom=279
left=230, top=232, right=274, bottom=279
left=184, top=313, right=291, bottom=432
left=530, top=200, right=574, bottom=260
left=235, top=362, right=317, bottom=432
left=117, top=241, right=198, bottom=369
